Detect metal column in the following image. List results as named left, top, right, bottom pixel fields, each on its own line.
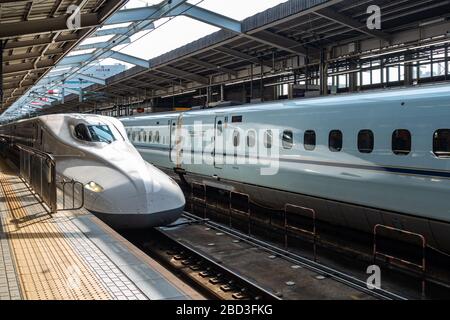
left=319, top=49, right=328, bottom=96
left=0, top=40, right=3, bottom=110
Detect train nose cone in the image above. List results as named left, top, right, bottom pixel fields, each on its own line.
left=144, top=170, right=185, bottom=226
left=88, top=164, right=185, bottom=229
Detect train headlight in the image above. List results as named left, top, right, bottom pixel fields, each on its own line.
left=85, top=181, right=104, bottom=193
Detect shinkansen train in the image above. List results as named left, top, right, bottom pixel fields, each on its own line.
left=0, top=114, right=185, bottom=229
left=121, top=84, right=450, bottom=253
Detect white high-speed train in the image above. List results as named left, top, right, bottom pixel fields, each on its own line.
left=121, top=84, right=450, bottom=253
left=0, top=114, right=185, bottom=229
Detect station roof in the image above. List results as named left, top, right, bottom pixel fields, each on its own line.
left=3, top=0, right=450, bottom=118
left=0, top=0, right=128, bottom=111
left=52, top=0, right=450, bottom=113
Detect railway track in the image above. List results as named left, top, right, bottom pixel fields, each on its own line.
left=130, top=226, right=282, bottom=300
left=124, top=211, right=407, bottom=301
left=177, top=211, right=407, bottom=301
left=177, top=212, right=407, bottom=300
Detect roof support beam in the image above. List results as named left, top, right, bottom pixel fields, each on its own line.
left=181, top=4, right=241, bottom=33
left=3, top=34, right=80, bottom=50
left=0, top=14, right=99, bottom=39
left=157, top=66, right=209, bottom=85
left=109, top=51, right=150, bottom=68
left=106, top=0, right=188, bottom=25
left=216, top=46, right=272, bottom=68
left=106, top=1, right=241, bottom=33
left=127, top=78, right=167, bottom=91
left=3, top=60, right=54, bottom=76
left=0, top=0, right=127, bottom=39
left=2, top=80, right=35, bottom=90
left=244, top=30, right=310, bottom=56
left=76, top=74, right=106, bottom=85
left=75, top=38, right=131, bottom=51
left=314, top=8, right=391, bottom=41
left=185, top=57, right=238, bottom=76
left=59, top=53, right=94, bottom=66
left=2, top=48, right=65, bottom=63
left=63, top=87, right=81, bottom=95
left=93, top=23, right=154, bottom=37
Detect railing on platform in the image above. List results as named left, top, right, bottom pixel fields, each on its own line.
left=58, top=179, right=85, bottom=211
left=17, top=144, right=57, bottom=214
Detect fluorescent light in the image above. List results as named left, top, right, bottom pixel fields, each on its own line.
left=419, top=18, right=446, bottom=27
left=328, top=69, right=362, bottom=76
left=384, top=57, right=430, bottom=67
left=408, top=38, right=450, bottom=50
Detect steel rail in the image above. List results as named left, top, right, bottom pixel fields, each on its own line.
left=181, top=211, right=408, bottom=301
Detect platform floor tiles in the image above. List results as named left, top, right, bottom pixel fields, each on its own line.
left=0, top=161, right=200, bottom=300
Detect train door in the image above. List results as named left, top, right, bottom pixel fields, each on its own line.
left=169, top=119, right=177, bottom=163
left=214, top=116, right=226, bottom=169
left=170, top=115, right=183, bottom=167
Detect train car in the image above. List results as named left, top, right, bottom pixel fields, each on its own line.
left=0, top=114, right=185, bottom=229
left=121, top=84, right=450, bottom=253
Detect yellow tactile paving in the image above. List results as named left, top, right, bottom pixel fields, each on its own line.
left=0, top=167, right=112, bottom=300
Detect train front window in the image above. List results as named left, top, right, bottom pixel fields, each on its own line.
left=74, top=124, right=91, bottom=141
left=88, top=125, right=116, bottom=143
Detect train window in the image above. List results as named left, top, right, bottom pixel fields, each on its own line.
left=233, top=130, right=240, bottom=147
left=155, top=131, right=160, bottom=143
left=329, top=130, right=343, bottom=152
left=264, top=130, right=273, bottom=149
left=304, top=130, right=316, bottom=151
left=88, top=125, right=116, bottom=143
left=433, top=129, right=450, bottom=157
left=392, top=129, right=411, bottom=155
left=358, top=130, right=374, bottom=154
left=149, top=131, right=153, bottom=142
left=282, top=130, right=293, bottom=149
left=217, top=121, right=223, bottom=135
left=74, top=124, right=91, bottom=141
left=247, top=130, right=256, bottom=148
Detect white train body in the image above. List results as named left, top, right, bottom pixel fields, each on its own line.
left=121, top=84, right=450, bottom=252
left=0, top=114, right=185, bottom=229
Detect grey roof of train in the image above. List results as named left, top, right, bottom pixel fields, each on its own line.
left=121, top=82, right=450, bottom=121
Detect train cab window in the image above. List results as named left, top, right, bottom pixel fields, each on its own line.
left=329, top=130, right=343, bottom=152
left=233, top=130, right=240, bottom=147
left=358, top=130, right=374, bottom=154
left=392, top=129, right=411, bottom=155
left=247, top=130, right=256, bottom=148
left=74, top=124, right=90, bottom=141
left=282, top=130, right=293, bottom=149
left=433, top=129, right=450, bottom=157
left=87, top=125, right=116, bottom=143
left=264, top=130, right=273, bottom=149
left=304, top=130, right=316, bottom=151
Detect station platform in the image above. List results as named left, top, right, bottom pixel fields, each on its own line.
left=0, top=158, right=202, bottom=300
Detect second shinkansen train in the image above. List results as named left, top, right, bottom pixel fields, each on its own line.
left=121, top=84, right=450, bottom=253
